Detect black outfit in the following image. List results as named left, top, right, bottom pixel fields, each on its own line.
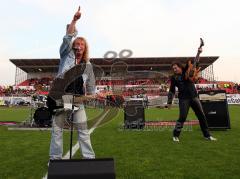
left=47, top=70, right=85, bottom=115
left=65, top=60, right=86, bottom=95
left=167, top=65, right=210, bottom=138
left=65, top=76, right=85, bottom=95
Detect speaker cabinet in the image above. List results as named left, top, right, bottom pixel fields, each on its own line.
left=199, top=90, right=230, bottom=129
left=124, top=100, right=145, bottom=129
left=48, top=158, right=115, bottom=179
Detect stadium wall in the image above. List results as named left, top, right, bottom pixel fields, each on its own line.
left=27, top=72, right=56, bottom=80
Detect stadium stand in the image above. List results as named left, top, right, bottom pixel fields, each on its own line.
left=1, top=56, right=237, bottom=106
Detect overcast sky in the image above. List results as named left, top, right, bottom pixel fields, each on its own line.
left=0, top=0, right=240, bottom=85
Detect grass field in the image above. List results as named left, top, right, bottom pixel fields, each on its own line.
left=0, top=106, right=31, bottom=122
left=0, top=105, right=240, bottom=179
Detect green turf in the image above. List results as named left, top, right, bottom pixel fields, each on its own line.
left=0, top=105, right=240, bottom=178
left=0, top=106, right=31, bottom=122
left=92, top=105, right=240, bottom=178
left=85, top=107, right=104, bottom=121
left=0, top=126, right=77, bottom=179
left=145, top=107, right=196, bottom=121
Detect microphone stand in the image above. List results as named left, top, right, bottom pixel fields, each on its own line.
left=69, top=96, right=74, bottom=159
left=69, top=49, right=81, bottom=159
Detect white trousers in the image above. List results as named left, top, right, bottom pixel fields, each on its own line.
left=49, top=105, right=95, bottom=159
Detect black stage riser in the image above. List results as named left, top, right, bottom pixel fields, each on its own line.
left=48, top=158, right=115, bottom=179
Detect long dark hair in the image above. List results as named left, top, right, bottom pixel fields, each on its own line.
left=171, top=61, right=184, bottom=69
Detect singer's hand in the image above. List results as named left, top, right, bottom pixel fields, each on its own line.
left=73, top=6, right=81, bottom=21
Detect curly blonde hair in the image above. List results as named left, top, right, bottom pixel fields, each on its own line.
left=73, top=37, right=89, bottom=62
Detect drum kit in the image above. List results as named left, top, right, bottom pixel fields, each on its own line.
left=28, top=94, right=52, bottom=127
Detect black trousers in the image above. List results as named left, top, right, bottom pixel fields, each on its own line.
left=173, top=97, right=210, bottom=138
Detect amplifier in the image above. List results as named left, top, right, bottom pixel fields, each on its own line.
left=199, top=90, right=230, bottom=129
left=124, top=100, right=145, bottom=129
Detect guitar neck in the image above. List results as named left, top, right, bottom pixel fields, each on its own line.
left=192, top=38, right=204, bottom=67
left=192, top=48, right=202, bottom=68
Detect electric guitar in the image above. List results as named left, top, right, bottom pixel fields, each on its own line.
left=185, top=38, right=204, bottom=82
left=46, top=63, right=87, bottom=113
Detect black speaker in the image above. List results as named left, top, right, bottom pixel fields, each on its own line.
left=48, top=158, right=115, bottom=179
left=199, top=90, right=230, bottom=129
left=124, top=100, right=145, bottom=129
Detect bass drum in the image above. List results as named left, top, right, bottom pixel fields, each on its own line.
left=33, top=107, right=52, bottom=127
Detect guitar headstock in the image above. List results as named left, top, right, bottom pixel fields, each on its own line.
left=200, top=38, right=204, bottom=48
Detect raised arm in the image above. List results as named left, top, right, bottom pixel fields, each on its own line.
left=67, top=6, right=81, bottom=35
left=59, top=6, right=81, bottom=58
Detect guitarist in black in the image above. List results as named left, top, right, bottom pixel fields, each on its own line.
left=166, top=39, right=217, bottom=142
left=49, top=6, right=95, bottom=160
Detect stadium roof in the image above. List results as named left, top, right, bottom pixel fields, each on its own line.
left=10, top=56, right=219, bottom=73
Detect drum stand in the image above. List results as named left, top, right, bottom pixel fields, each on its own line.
left=25, top=95, right=35, bottom=127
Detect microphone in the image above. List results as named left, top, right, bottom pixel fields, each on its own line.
left=73, top=46, right=82, bottom=64
left=72, top=46, right=81, bottom=51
